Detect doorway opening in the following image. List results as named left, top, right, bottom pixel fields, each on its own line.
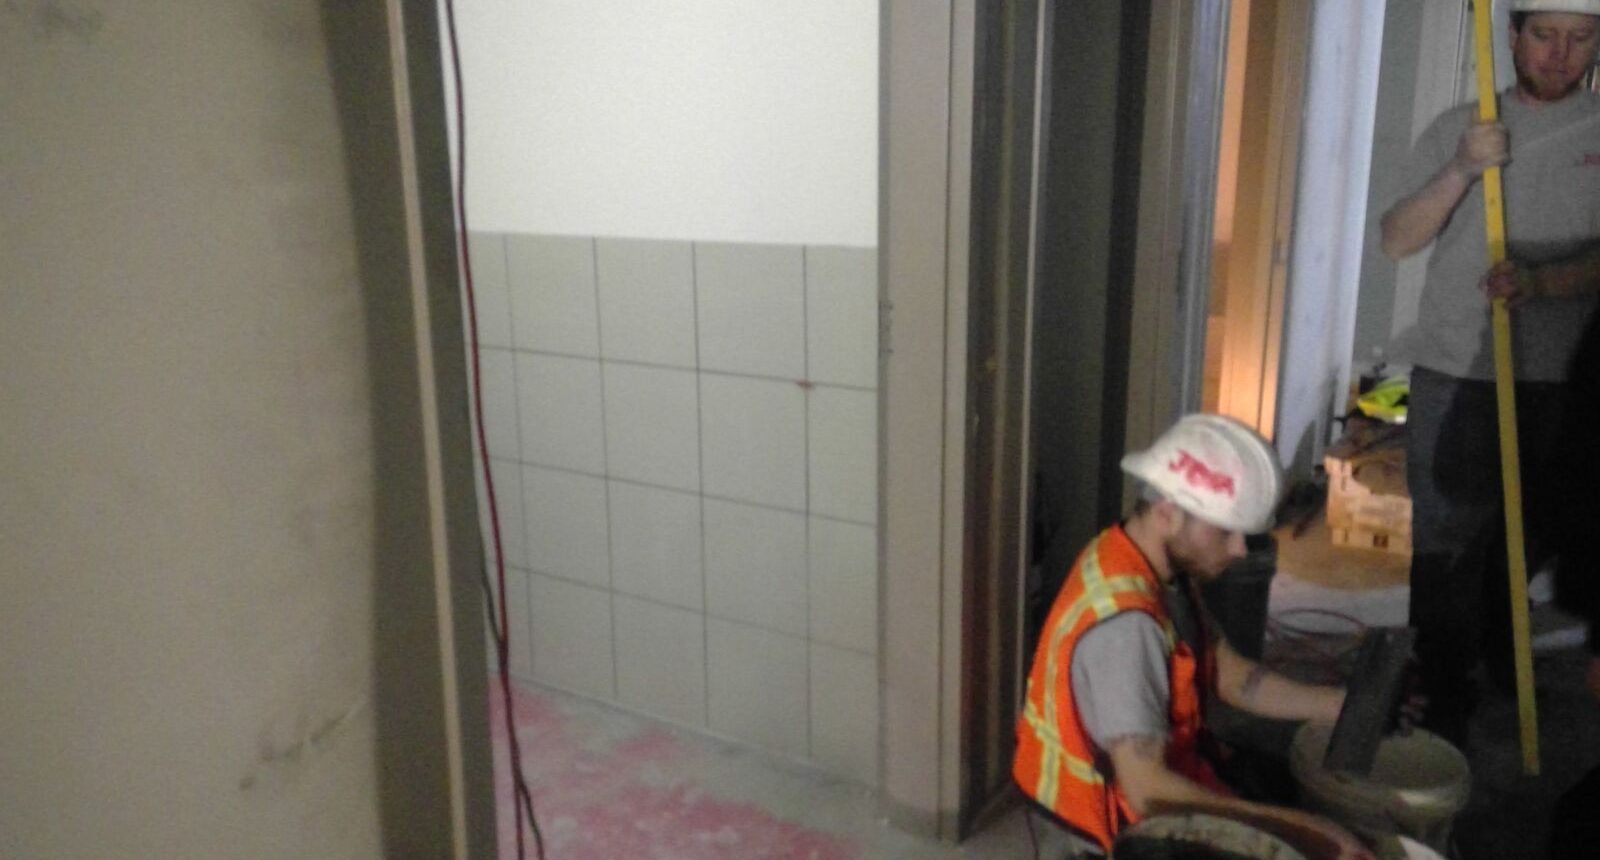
left=1201, top=0, right=1312, bottom=437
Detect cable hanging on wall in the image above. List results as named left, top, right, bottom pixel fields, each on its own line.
left=441, top=0, right=546, bottom=857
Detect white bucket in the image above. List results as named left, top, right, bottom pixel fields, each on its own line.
left=1395, top=835, right=1448, bottom=860
left=1289, top=723, right=1471, bottom=854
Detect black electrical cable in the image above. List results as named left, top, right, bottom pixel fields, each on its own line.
left=440, top=1, right=545, bottom=857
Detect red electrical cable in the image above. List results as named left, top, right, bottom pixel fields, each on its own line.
left=440, top=2, right=544, bottom=858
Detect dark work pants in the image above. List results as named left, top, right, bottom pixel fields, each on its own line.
left=1553, top=315, right=1600, bottom=657
left=1406, top=366, right=1566, bottom=742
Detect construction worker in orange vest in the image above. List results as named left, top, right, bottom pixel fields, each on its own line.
left=1014, top=414, right=1373, bottom=860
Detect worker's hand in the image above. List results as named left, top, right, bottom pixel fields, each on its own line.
left=1451, top=120, right=1509, bottom=178
left=1482, top=260, right=1540, bottom=308
left=1393, top=691, right=1428, bottom=736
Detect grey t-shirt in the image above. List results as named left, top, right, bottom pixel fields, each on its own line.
left=1071, top=612, right=1173, bottom=749
left=1397, top=89, right=1600, bottom=381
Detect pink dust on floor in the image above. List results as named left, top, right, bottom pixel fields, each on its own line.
left=490, top=684, right=860, bottom=860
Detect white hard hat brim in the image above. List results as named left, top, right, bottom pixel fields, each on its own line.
left=1510, top=1, right=1600, bottom=15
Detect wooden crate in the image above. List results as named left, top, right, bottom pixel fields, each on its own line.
left=1324, top=420, right=1411, bottom=557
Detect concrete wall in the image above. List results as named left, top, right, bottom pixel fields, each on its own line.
left=1, top=1, right=488, bottom=856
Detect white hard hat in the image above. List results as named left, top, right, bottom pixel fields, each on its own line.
left=1510, top=1, right=1600, bottom=15
left=1120, top=413, right=1284, bottom=534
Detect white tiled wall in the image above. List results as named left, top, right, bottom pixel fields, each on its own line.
left=469, top=231, right=881, bottom=787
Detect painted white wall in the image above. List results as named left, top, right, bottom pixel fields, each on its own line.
left=1276, top=0, right=1386, bottom=474
left=443, top=0, right=879, bottom=246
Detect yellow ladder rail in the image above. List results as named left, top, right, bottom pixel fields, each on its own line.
left=1471, top=0, right=1539, bottom=775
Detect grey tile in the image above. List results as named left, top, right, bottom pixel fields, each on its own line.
left=808, top=385, right=877, bottom=523
left=507, top=234, right=599, bottom=356
left=476, top=347, right=519, bottom=461
left=515, top=353, right=605, bottom=473
left=608, top=481, right=703, bottom=610
left=810, top=642, right=878, bottom=786
left=504, top=567, right=534, bottom=680
left=602, top=363, right=699, bottom=492
left=614, top=595, right=707, bottom=728
left=597, top=239, right=697, bottom=367
left=528, top=573, right=614, bottom=699
left=522, top=466, right=610, bottom=588
left=696, top=243, right=805, bottom=378
left=707, top=618, right=808, bottom=756
left=700, top=373, right=806, bottom=510
left=704, top=499, right=807, bottom=636
left=808, top=518, right=876, bottom=653
left=805, top=246, right=877, bottom=389
left=476, top=457, right=525, bottom=577
left=465, top=231, right=513, bottom=349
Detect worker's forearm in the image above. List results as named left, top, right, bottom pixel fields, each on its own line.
left=1215, top=641, right=1344, bottom=722
left=1231, top=667, right=1345, bottom=723
left=1380, top=165, right=1473, bottom=259
left=1532, top=245, right=1600, bottom=298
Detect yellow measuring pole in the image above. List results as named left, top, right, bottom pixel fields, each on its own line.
left=1471, top=0, right=1539, bottom=775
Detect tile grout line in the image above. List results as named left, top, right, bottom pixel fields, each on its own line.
left=502, top=346, right=878, bottom=394
left=692, top=240, right=713, bottom=731
left=591, top=237, right=620, bottom=701
left=516, top=564, right=854, bottom=653
left=802, top=244, right=814, bottom=760
left=512, top=461, right=879, bottom=528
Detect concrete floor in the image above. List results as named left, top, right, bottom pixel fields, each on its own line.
left=489, top=681, right=1075, bottom=860
left=492, top=545, right=1599, bottom=860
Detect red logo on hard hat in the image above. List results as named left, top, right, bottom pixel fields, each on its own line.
left=1168, top=451, right=1236, bottom=497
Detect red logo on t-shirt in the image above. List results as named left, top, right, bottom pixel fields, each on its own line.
left=1575, top=153, right=1600, bottom=167
left=1168, top=451, right=1236, bottom=497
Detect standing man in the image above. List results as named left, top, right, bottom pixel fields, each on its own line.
left=1013, top=414, right=1370, bottom=860
left=1380, top=0, right=1600, bottom=743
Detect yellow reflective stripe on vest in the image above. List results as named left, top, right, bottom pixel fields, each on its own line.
left=1029, top=538, right=1154, bottom=807
left=1022, top=702, right=1104, bottom=786
left=1078, top=543, right=1122, bottom=620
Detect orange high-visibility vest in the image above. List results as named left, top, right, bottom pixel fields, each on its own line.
left=1013, top=524, right=1224, bottom=851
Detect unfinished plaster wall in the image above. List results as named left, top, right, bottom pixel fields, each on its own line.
left=0, top=2, right=487, bottom=855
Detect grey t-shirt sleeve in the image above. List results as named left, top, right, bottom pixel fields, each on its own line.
left=1395, top=108, right=1461, bottom=206
left=1070, top=612, right=1171, bottom=751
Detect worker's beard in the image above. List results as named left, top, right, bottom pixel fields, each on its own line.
left=1514, top=56, right=1584, bottom=103
left=1165, top=535, right=1229, bottom=583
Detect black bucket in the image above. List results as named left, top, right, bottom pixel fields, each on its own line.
left=1112, top=814, right=1306, bottom=860
left=1200, top=533, right=1277, bottom=660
